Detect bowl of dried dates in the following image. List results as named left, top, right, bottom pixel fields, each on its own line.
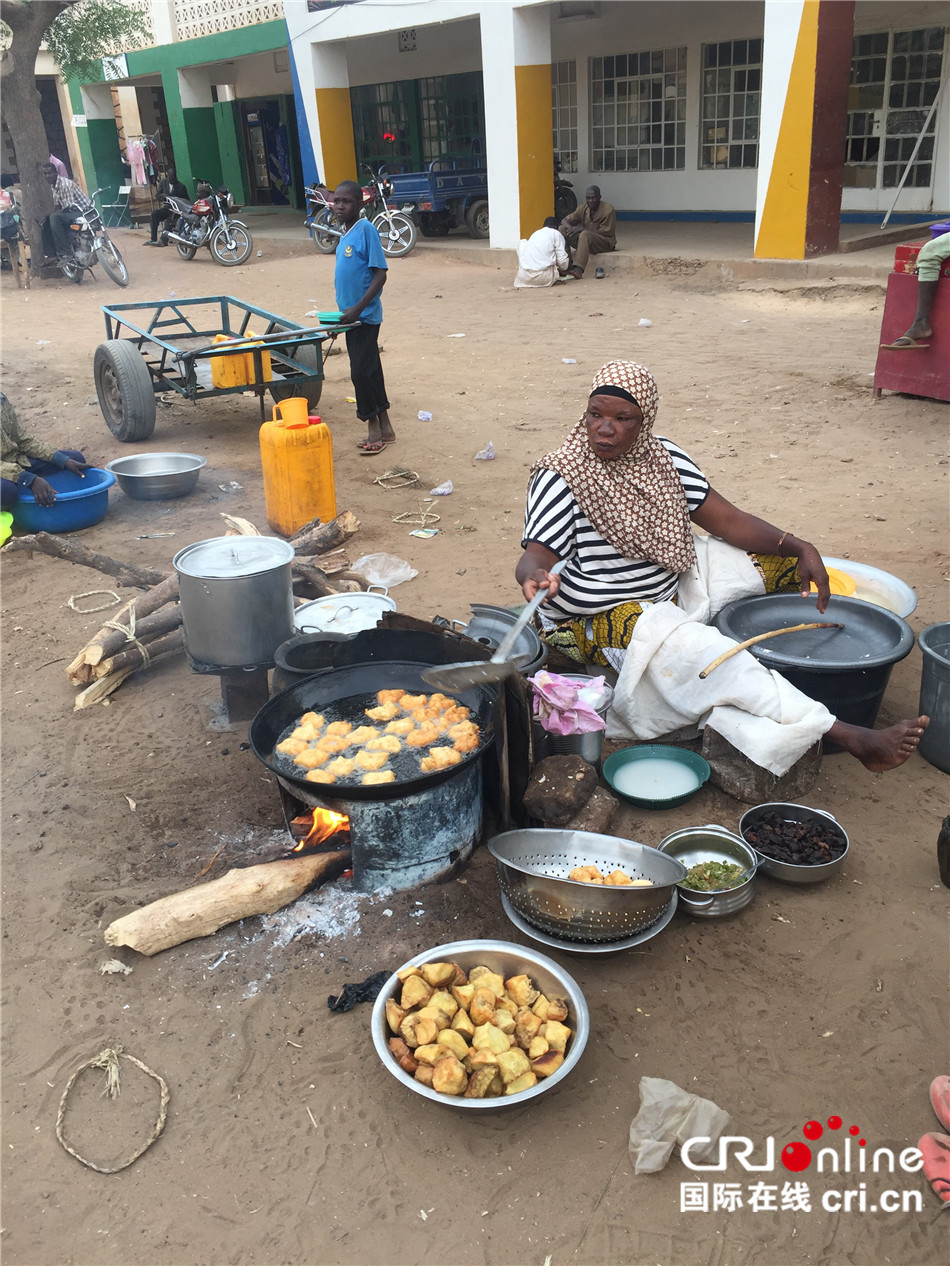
left=738, top=802, right=850, bottom=884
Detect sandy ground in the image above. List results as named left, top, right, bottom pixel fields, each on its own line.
left=1, top=230, right=948, bottom=1266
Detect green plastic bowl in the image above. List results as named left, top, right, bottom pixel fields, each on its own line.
left=602, top=744, right=711, bottom=809
left=317, top=311, right=344, bottom=325
left=1, top=510, right=12, bottom=546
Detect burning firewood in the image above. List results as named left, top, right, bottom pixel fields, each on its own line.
left=104, top=849, right=351, bottom=956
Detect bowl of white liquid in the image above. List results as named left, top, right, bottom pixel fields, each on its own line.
left=602, top=744, right=710, bottom=809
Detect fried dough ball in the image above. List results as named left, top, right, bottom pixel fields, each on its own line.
left=385, top=718, right=415, bottom=736
left=293, top=712, right=325, bottom=741
left=366, top=701, right=401, bottom=721
left=604, top=869, right=634, bottom=886
left=325, top=720, right=352, bottom=738
left=318, top=735, right=350, bottom=755
left=409, top=705, right=443, bottom=726
left=377, top=689, right=406, bottom=705
left=453, top=731, right=480, bottom=754
left=406, top=725, right=439, bottom=748
left=420, top=747, right=463, bottom=772
left=356, top=749, right=390, bottom=771
left=305, top=769, right=336, bottom=784
left=299, top=712, right=325, bottom=729
left=325, top=756, right=356, bottom=777
left=447, top=720, right=478, bottom=742
left=363, top=770, right=395, bottom=785
left=569, top=865, right=605, bottom=884
left=347, top=725, right=380, bottom=746
left=276, top=737, right=309, bottom=756
left=399, top=693, right=427, bottom=711
left=294, top=746, right=330, bottom=770
left=368, top=734, right=402, bottom=753
left=427, top=693, right=454, bottom=713
left=443, top=705, right=471, bottom=725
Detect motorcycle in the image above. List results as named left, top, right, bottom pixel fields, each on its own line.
left=161, top=181, right=254, bottom=266
left=554, top=158, right=577, bottom=220
left=55, top=189, right=129, bottom=287
left=305, top=166, right=416, bottom=258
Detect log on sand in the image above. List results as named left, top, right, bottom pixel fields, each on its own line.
left=6, top=532, right=168, bottom=588
left=104, top=850, right=351, bottom=956
left=290, top=511, right=360, bottom=557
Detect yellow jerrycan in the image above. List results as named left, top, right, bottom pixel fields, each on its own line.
left=260, top=407, right=337, bottom=536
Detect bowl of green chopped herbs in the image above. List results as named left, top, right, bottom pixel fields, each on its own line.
left=657, top=826, right=758, bottom=918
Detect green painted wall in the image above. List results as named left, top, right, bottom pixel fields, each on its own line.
left=71, top=20, right=290, bottom=210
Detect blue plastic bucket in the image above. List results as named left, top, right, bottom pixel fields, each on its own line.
left=11, top=467, right=115, bottom=533
left=918, top=622, right=950, bottom=773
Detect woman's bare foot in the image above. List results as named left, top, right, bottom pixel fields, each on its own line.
left=828, top=715, right=929, bottom=772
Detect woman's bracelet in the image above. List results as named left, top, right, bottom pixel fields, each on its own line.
left=776, top=530, right=791, bottom=553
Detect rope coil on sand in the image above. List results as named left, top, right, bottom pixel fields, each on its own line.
left=56, top=1046, right=170, bottom=1173
left=65, top=590, right=121, bottom=614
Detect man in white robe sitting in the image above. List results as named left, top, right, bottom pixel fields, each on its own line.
left=514, top=217, right=571, bottom=289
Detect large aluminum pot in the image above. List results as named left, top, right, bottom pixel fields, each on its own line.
left=174, top=535, right=295, bottom=668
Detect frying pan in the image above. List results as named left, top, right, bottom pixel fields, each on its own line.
left=249, top=659, right=496, bottom=801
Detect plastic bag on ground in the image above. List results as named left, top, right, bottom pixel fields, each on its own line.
left=474, top=441, right=495, bottom=461
left=352, top=553, right=418, bottom=588
left=528, top=669, right=609, bottom=735
left=628, top=1076, right=734, bottom=1174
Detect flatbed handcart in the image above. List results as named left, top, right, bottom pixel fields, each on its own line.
left=94, top=295, right=352, bottom=441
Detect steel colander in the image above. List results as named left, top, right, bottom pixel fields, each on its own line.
left=488, top=829, right=688, bottom=943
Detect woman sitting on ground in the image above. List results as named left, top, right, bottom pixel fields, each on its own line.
left=515, top=360, right=927, bottom=774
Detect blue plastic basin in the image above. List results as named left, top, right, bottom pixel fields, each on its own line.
left=11, top=467, right=115, bottom=533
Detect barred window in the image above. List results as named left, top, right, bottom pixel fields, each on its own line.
left=700, top=39, right=762, bottom=168
left=590, top=47, right=687, bottom=172
left=552, top=60, right=578, bottom=173
left=845, top=26, right=944, bottom=189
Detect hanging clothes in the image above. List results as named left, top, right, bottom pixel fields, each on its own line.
left=128, top=140, right=147, bottom=187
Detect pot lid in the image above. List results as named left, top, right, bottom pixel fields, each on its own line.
left=463, top=603, right=542, bottom=666
left=174, top=535, right=295, bottom=579
left=294, top=590, right=396, bottom=634
left=714, top=594, right=915, bottom=671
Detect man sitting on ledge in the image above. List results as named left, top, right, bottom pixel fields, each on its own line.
left=559, top=185, right=616, bottom=279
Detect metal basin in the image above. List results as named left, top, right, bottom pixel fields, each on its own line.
left=106, top=452, right=206, bottom=500
left=371, top=939, right=589, bottom=1110
left=738, top=802, right=850, bottom=884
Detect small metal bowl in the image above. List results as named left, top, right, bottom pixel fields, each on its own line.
left=738, top=802, right=850, bottom=885
left=657, top=825, right=758, bottom=918
left=371, top=939, right=589, bottom=1110
left=106, top=452, right=206, bottom=500
left=602, top=744, right=710, bottom=809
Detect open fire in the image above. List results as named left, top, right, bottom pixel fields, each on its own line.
left=290, top=808, right=351, bottom=853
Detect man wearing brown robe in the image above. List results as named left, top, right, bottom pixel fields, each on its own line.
left=559, top=186, right=616, bottom=278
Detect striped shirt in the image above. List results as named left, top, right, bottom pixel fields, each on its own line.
left=522, top=437, right=710, bottom=618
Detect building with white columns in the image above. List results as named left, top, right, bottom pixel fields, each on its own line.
left=285, top=0, right=949, bottom=258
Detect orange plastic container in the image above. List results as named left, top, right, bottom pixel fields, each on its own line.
left=259, top=411, right=337, bottom=536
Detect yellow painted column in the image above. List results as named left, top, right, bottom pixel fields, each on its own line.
left=515, top=62, right=554, bottom=238
left=755, top=0, right=855, bottom=259
left=314, top=87, right=357, bottom=188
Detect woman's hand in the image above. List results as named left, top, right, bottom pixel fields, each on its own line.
left=515, top=542, right=563, bottom=603
left=795, top=543, right=830, bottom=613
left=521, top=566, right=562, bottom=603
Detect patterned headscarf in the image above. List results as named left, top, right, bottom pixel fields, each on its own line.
left=531, top=360, right=697, bottom=573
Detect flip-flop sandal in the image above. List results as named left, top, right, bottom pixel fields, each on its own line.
left=357, top=441, right=388, bottom=455
left=595, top=266, right=606, bottom=279
left=880, top=337, right=931, bottom=349
left=931, top=1076, right=950, bottom=1131
left=919, top=1132, right=950, bottom=1205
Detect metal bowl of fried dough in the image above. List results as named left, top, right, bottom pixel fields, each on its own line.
left=371, top=939, right=589, bottom=1109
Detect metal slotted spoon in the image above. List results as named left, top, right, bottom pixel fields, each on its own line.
left=421, top=558, right=568, bottom=692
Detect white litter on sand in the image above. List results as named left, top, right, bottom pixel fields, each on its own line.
left=261, top=878, right=395, bottom=948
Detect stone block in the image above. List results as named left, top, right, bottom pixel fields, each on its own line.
left=559, top=784, right=619, bottom=835
left=522, top=755, right=598, bottom=825
left=701, top=727, right=822, bottom=805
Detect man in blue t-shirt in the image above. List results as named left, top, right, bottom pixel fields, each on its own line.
left=333, top=181, right=394, bottom=453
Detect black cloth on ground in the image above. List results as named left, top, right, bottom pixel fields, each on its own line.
left=327, top=969, right=391, bottom=1012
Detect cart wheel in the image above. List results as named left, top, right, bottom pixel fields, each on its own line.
left=269, top=342, right=324, bottom=410
left=464, top=199, right=490, bottom=239
left=94, top=340, right=157, bottom=442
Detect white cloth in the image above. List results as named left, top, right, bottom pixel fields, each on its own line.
left=606, top=535, right=835, bottom=776
left=514, top=227, right=569, bottom=288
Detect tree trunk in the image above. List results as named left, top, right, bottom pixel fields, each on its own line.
left=0, top=1, right=79, bottom=269
left=5, top=531, right=169, bottom=587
